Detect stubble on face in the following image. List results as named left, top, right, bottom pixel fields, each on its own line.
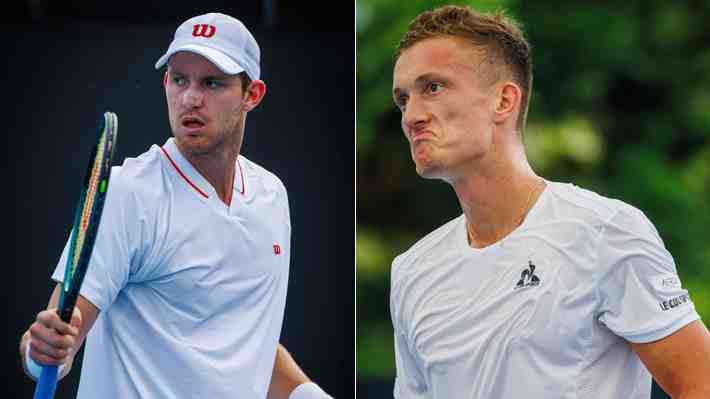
left=185, top=99, right=245, bottom=158
left=165, top=52, right=247, bottom=160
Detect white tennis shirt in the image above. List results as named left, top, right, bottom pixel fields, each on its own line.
left=391, top=181, right=699, bottom=399
left=52, top=138, right=291, bottom=399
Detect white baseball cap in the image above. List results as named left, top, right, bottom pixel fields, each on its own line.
left=155, top=12, right=260, bottom=80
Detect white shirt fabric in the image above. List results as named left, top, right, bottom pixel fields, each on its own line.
left=52, top=137, right=291, bottom=399
left=390, top=181, right=699, bottom=399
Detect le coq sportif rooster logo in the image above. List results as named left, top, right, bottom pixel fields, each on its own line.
left=515, top=260, right=541, bottom=289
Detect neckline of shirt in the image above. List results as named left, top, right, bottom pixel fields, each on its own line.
left=456, top=179, right=551, bottom=253
left=160, top=137, right=246, bottom=201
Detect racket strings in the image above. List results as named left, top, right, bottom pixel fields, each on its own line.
left=72, top=131, right=106, bottom=271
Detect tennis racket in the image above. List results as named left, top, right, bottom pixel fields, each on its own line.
left=33, top=112, right=118, bottom=399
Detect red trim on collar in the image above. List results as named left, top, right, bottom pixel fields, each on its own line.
left=237, top=158, right=245, bottom=195
left=160, top=146, right=209, bottom=199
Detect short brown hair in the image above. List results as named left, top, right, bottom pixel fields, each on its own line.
left=236, top=71, right=251, bottom=93
left=396, top=5, right=533, bottom=129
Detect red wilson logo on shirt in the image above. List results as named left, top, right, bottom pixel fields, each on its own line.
left=273, top=244, right=281, bottom=255
left=192, top=24, right=216, bottom=38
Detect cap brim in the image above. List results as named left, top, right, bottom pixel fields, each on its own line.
left=154, top=43, right=246, bottom=75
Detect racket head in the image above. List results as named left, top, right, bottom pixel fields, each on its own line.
left=57, top=112, right=118, bottom=322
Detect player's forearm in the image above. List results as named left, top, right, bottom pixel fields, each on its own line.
left=267, top=344, right=310, bottom=399
left=674, top=381, right=710, bottom=399
left=677, top=390, right=710, bottom=399
left=21, top=285, right=95, bottom=382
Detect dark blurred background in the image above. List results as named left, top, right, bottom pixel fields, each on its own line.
left=3, top=1, right=353, bottom=398
left=357, top=0, right=709, bottom=398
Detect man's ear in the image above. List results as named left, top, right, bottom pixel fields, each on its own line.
left=242, top=80, right=267, bottom=112
left=493, top=81, right=521, bottom=125
left=163, top=71, right=168, bottom=87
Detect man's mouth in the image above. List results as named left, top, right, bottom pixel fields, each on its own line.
left=181, top=116, right=206, bottom=129
left=411, top=130, right=434, bottom=144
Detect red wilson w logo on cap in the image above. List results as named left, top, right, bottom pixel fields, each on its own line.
left=192, top=24, right=216, bottom=38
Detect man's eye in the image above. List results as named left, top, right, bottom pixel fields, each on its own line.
left=206, top=80, right=223, bottom=89
left=428, top=82, right=442, bottom=93
left=173, top=76, right=186, bottom=86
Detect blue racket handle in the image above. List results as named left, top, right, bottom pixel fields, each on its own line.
left=33, top=365, right=59, bottom=399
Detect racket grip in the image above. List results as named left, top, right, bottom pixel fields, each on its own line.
left=33, top=365, right=59, bottom=399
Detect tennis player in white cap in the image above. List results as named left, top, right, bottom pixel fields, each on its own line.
left=390, top=5, right=710, bottom=399
left=20, top=12, right=333, bottom=399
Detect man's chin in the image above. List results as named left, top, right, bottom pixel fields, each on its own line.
left=412, top=147, right=444, bottom=179
left=415, top=161, right=445, bottom=180
left=174, top=134, right=214, bottom=156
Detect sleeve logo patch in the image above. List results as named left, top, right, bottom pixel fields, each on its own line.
left=653, top=275, right=682, bottom=292
left=661, top=276, right=680, bottom=288
left=659, top=293, right=691, bottom=311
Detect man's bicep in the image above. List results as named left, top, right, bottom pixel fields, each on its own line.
left=596, top=208, right=700, bottom=342
left=631, top=320, right=710, bottom=398
left=393, top=332, right=431, bottom=399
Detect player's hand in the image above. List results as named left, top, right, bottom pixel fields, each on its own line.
left=27, top=307, right=82, bottom=366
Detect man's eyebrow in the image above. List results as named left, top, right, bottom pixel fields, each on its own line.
left=166, top=69, right=230, bottom=81
left=393, top=73, right=444, bottom=96
left=202, top=75, right=229, bottom=81
left=167, top=67, right=183, bottom=76
left=414, top=72, right=444, bottom=84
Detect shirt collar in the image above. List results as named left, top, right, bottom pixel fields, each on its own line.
left=161, top=138, right=247, bottom=200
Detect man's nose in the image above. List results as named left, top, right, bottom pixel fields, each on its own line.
left=182, top=85, right=204, bottom=108
left=402, top=96, right=430, bottom=132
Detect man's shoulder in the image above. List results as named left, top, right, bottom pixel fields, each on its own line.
left=108, top=144, right=165, bottom=197
left=238, top=155, right=288, bottom=198
left=545, top=180, right=659, bottom=241
left=546, top=181, right=641, bottom=225
left=391, top=214, right=464, bottom=281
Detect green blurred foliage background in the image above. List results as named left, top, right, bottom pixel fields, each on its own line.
left=357, top=0, right=710, bottom=381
